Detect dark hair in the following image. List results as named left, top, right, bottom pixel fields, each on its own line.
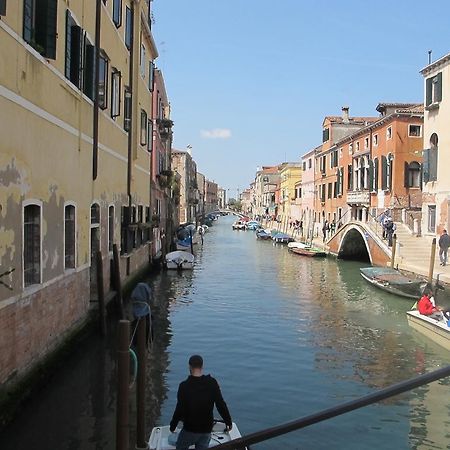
left=188, top=354, right=203, bottom=369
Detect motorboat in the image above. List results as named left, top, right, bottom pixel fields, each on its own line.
left=406, top=309, right=450, bottom=350
left=245, top=220, right=261, bottom=230
left=149, top=421, right=247, bottom=450
left=360, top=267, right=427, bottom=299
left=272, top=232, right=294, bottom=244
left=164, top=251, right=194, bottom=270
left=232, top=220, right=246, bottom=230
left=256, top=229, right=272, bottom=240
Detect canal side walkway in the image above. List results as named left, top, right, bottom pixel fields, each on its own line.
left=263, top=219, right=450, bottom=286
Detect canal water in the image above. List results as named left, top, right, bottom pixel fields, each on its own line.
left=1, top=215, right=450, bottom=449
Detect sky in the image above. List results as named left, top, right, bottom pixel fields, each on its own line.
left=152, top=0, right=450, bottom=198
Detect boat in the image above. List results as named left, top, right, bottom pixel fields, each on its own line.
left=245, top=220, right=261, bottom=230
left=272, top=232, right=294, bottom=244
left=289, top=246, right=327, bottom=257
left=360, top=267, right=427, bottom=299
left=406, top=309, right=450, bottom=350
left=149, top=421, right=247, bottom=450
left=287, top=241, right=308, bottom=249
left=256, top=229, right=272, bottom=240
left=164, top=251, right=194, bottom=270
left=232, top=220, right=246, bottom=230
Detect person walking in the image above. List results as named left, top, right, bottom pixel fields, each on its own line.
left=170, top=355, right=233, bottom=450
left=438, top=229, right=450, bottom=266
left=385, top=218, right=396, bottom=247
left=322, top=220, right=329, bottom=242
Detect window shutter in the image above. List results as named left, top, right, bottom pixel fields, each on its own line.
left=84, top=43, right=95, bottom=100
left=404, top=162, right=410, bottom=187
left=368, top=160, right=374, bottom=191
left=23, top=0, right=33, bottom=43
left=430, top=147, right=438, bottom=181
left=149, top=61, right=154, bottom=92
left=65, top=11, right=72, bottom=79
left=374, top=158, right=379, bottom=191
left=388, top=157, right=393, bottom=191
left=426, top=77, right=433, bottom=106
left=70, top=25, right=82, bottom=87
left=381, top=155, right=387, bottom=190
left=347, top=164, right=352, bottom=190
left=39, top=0, right=58, bottom=59
left=422, top=149, right=430, bottom=183
left=435, top=72, right=443, bottom=103
left=0, top=0, right=6, bottom=16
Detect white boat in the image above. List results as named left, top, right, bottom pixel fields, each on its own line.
left=164, top=251, right=194, bottom=270
left=149, top=421, right=246, bottom=450
left=406, top=310, right=450, bottom=350
left=287, top=241, right=308, bottom=249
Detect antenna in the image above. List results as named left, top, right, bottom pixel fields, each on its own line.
left=428, top=50, right=432, bottom=65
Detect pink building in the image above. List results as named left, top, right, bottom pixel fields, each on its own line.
left=301, top=145, right=320, bottom=238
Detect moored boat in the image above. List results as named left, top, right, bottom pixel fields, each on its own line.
left=406, top=310, right=450, bottom=350
left=289, top=246, right=327, bottom=257
left=164, top=251, right=194, bottom=270
left=272, top=232, right=294, bottom=244
left=149, top=421, right=247, bottom=450
left=360, top=267, right=427, bottom=299
left=256, top=229, right=272, bottom=240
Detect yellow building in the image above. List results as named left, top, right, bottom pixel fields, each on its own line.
left=0, top=1, right=163, bottom=387
left=279, top=163, right=302, bottom=224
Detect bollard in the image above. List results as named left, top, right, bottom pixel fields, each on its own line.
left=428, top=238, right=437, bottom=283
left=96, top=250, right=106, bottom=336
left=116, top=320, right=130, bottom=450
left=136, top=318, right=147, bottom=449
left=391, top=234, right=397, bottom=268
left=113, top=244, right=125, bottom=319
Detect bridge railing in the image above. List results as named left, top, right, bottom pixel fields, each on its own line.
left=216, top=365, right=450, bottom=449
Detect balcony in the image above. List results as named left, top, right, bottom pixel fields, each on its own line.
left=346, top=190, right=370, bottom=205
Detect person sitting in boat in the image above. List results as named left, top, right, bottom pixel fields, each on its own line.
left=417, top=292, right=450, bottom=321
left=170, top=354, right=233, bottom=450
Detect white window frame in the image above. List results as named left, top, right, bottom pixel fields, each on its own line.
left=111, top=69, right=121, bottom=118
left=364, top=137, right=369, bottom=149
left=408, top=124, right=422, bottom=138
left=386, top=126, right=392, bottom=140
left=373, top=134, right=378, bottom=146
left=64, top=201, right=77, bottom=271
left=140, top=41, right=146, bottom=78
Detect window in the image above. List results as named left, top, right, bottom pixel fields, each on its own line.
left=124, top=86, right=131, bottom=131
left=308, top=158, right=312, bottom=169
left=111, top=69, right=121, bottom=118
left=386, top=127, right=392, bottom=140
left=302, top=161, right=306, bottom=171
left=408, top=125, right=422, bottom=137
left=322, top=128, right=330, bottom=142
left=83, top=39, right=95, bottom=100
left=98, top=51, right=109, bottom=109
left=347, top=164, right=353, bottom=190
left=144, top=206, right=151, bottom=242
left=125, top=6, right=132, bottom=50
left=373, top=158, right=379, bottom=191
left=23, top=204, right=41, bottom=287
left=23, top=0, right=58, bottom=59
left=0, top=0, right=6, bottom=16
left=65, top=11, right=82, bottom=88
left=147, top=119, right=153, bottom=152
left=333, top=181, right=337, bottom=198
left=120, top=206, right=131, bottom=254
left=148, top=61, right=155, bottom=92
left=339, top=148, right=343, bottom=159
left=356, top=141, right=360, bottom=152
left=136, top=205, right=143, bottom=247
left=140, top=110, right=147, bottom=145
left=426, top=72, right=442, bottom=107
left=108, top=205, right=114, bottom=252
left=405, top=161, right=421, bottom=188
left=423, top=133, right=438, bottom=183
left=364, top=137, right=369, bottom=149
left=140, top=42, right=146, bottom=78
left=113, top=0, right=122, bottom=27
left=64, top=205, right=76, bottom=269
left=428, top=205, right=436, bottom=233
left=349, top=143, right=353, bottom=155
left=373, top=134, right=378, bottom=146
left=327, top=182, right=332, bottom=199
left=381, top=154, right=394, bottom=191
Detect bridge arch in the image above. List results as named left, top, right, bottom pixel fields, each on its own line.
left=337, top=224, right=372, bottom=263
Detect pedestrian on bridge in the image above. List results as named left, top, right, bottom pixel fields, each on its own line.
left=439, top=229, right=450, bottom=266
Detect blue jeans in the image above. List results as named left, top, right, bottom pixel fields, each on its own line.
left=176, top=429, right=211, bottom=450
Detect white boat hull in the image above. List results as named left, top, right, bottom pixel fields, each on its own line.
left=164, top=251, right=194, bottom=270
left=287, top=241, right=307, bottom=249
left=406, top=310, right=450, bottom=350
left=149, top=422, right=246, bottom=450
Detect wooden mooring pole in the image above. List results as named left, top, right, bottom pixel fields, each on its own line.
left=136, top=318, right=147, bottom=449
left=96, top=250, right=106, bottom=335
left=428, top=238, right=437, bottom=283
left=113, top=244, right=125, bottom=319
left=390, top=234, right=397, bottom=269
left=116, top=320, right=130, bottom=450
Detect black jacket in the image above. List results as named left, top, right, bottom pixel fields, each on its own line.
left=439, top=233, right=450, bottom=249
left=170, top=375, right=232, bottom=433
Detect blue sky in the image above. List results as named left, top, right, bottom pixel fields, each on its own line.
left=152, top=0, right=450, bottom=197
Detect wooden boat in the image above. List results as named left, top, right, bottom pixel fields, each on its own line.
left=360, top=267, right=427, bottom=299
left=164, top=251, right=194, bottom=270
left=256, top=229, right=272, bottom=240
left=287, top=241, right=308, bottom=249
left=272, top=232, right=294, bottom=244
left=149, top=421, right=247, bottom=449
left=406, top=310, right=450, bottom=350
left=289, top=246, right=326, bottom=257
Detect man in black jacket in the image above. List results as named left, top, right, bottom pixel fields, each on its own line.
left=439, top=229, right=450, bottom=266
left=170, top=355, right=233, bottom=450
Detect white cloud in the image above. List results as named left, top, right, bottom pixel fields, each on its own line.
left=200, top=128, right=232, bottom=139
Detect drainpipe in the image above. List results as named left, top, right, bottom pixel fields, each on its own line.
left=93, top=0, right=101, bottom=180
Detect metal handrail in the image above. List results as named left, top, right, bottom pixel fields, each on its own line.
left=216, top=365, right=450, bottom=449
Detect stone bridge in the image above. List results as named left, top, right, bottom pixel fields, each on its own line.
left=327, top=221, right=392, bottom=266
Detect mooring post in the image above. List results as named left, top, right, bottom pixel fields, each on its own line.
left=113, top=244, right=125, bottom=319
left=136, top=318, right=147, bottom=449
left=391, top=234, right=397, bottom=268
left=189, top=229, right=194, bottom=255
left=116, top=320, right=130, bottom=450
left=96, top=250, right=106, bottom=336
left=428, top=237, right=437, bottom=283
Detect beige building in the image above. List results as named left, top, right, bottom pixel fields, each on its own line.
left=279, top=163, right=302, bottom=222
left=0, top=1, right=161, bottom=387
left=420, top=53, right=450, bottom=235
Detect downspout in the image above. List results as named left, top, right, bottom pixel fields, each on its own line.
left=93, top=0, right=101, bottom=180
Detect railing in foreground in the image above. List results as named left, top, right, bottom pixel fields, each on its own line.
left=216, top=365, right=450, bottom=449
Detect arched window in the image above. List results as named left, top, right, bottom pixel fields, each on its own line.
left=404, top=161, right=421, bottom=188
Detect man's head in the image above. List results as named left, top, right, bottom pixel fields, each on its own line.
left=443, top=229, right=448, bottom=234
left=188, top=354, right=203, bottom=375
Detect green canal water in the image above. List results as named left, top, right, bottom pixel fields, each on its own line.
left=1, top=215, right=450, bottom=449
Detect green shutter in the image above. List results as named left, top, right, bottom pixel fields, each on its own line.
left=368, top=160, right=374, bottom=191
left=422, top=149, right=430, bottom=183
left=426, top=77, right=433, bottom=106
left=388, top=157, right=393, bottom=191
left=381, top=155, right=387, bottom=190
left=374, top=158, right=378, bottom=191
left=404, top=162, right=410, bottom=187
left=34, top=0, right=58, bottom=59
left=84, top=43, right=95, bottom=100
left=70, top=25, right=82, bottom=87
left=0, top=0, right=6, bottom=16
left=347, top=164, right=352, bottom=190
left=435, top=72, right=443, bottom=102
left=44, top=0, right=58, bottom=59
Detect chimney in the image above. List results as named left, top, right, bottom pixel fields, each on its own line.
left=342, top=106, right=350, bottom=124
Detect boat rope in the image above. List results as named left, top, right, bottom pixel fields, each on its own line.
left=129, top=317, right=141, bottom=348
